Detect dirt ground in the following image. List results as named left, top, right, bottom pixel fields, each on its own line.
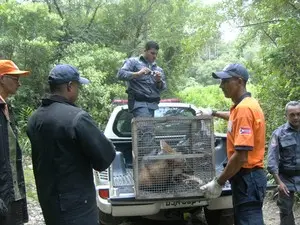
left=263, top=192, right=300, bottom=225
left=27, top=191, right=300, bottom=225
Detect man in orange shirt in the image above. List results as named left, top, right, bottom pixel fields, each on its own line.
left=200, top=63, right=267, bottom=225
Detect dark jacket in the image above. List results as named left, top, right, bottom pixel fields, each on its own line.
left=26, top=95, right=116, bottom=225
left=117, top=56, right=166, bottom=111
left=267, top=122, right=300, bottom=191
left=0, top=100, right=28, bottom=223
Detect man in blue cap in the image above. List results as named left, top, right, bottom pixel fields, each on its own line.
left=26, top=64, right=116, bottom=225
left=199, top=63, right=267, bottom=225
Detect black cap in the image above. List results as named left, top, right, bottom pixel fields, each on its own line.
left=48, top=64, right=90, bottom=85
left=212, top=63, right=249, bottom=82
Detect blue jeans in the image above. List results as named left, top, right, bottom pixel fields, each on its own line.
left=132, top=107, right=155, bottom=117
left=230, top=169, right=267, bottom=225
left=277, top=190, right=295, bottom=225
left=132, top=107, right=157, bottom=155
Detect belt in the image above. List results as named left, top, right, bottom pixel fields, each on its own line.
left=279, top=169, right=300, bottom=176
left=239, top=166, right=263, bottom=174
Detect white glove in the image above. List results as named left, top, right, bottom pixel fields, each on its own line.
left=196, top=108, right=213, bottom=116
left=199, top=177, right=222, bottom=199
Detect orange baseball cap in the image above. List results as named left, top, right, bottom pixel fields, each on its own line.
left=0, top=60, right=30, bottom=76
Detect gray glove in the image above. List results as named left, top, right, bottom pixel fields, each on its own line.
left=0, top=198, right=8, bottom=216
left=199, top=177, right=222, bottom=199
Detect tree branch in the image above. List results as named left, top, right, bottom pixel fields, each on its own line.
left=262, top=29, right=277, bottom=47
left=86, top=2, right=103, bottom=30
left=238, top=19, right=284, bottom=28
left=53, top=0, right=64, bottom=20
left=287, top=1, right=298, bottom=10
left=44, top=0, right=52, bottom=13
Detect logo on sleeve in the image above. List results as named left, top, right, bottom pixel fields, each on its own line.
left=227, top=121, right=232, bottom=133
left=271, top=136, right=277, bottom=147
left=239, top=127, right=252, bottom=135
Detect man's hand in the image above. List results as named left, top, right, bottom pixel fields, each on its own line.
left=153, top=71, right=162, bottom=82
left=196, top=108, right=213, bottom=116
left=134, top=67, right=151, bottom=77
left=199, top=177, right=222, bottom=199
left=278, top=181, right=290, bottom=196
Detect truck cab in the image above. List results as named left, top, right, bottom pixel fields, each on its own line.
left=94, top=100, right=233, bottom=225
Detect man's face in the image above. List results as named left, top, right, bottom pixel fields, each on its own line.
left=0, top=75, right=21, bottom=96
left=68, top=81, right=80, bottom=103
left=219, top=77, right=241, bottom=99
left=286, top=105, right=300, bottom=129
left=144, top=48, right=158, bottom=63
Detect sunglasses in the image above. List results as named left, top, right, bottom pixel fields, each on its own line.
left=4, top=75, right=20, bottom=81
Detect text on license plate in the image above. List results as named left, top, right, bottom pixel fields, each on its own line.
left=162, top=200, right=207, bottom=208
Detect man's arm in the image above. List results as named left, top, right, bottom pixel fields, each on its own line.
left=213, top=111, right=230, bottom=121
left=74, top=112, right=116, bottom=171
left=117, top=58, right=150, bottom=81
left=217, top=150, right=248, bottom=185
left=267, top=133, right=290, bottom=196
left=196, top=109, right=230, bottom=120
left=200, top=108, right=255, bottom=198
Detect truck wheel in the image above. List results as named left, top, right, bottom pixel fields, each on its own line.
left=204, top=208, right=234, bottom=225
left=98, top=210, right=123, bottom=225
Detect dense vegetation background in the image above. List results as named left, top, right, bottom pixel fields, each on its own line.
left=0, top=0, right=299, bottom=155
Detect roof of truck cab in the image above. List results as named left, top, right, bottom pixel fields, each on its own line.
left=104, top=103, right=198, bottom=139
left=113, top=102, right=198, bottom=110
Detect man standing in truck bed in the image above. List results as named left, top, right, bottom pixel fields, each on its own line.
left=27, top=64, right=116, bottom=225
left=117, top=41, right=166, bottom=117
left=200, top=63, right=267, bottom=225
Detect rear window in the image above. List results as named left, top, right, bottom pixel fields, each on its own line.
left=113, top=107, right=196, bottom=137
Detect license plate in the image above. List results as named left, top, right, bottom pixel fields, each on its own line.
left=162, top=200, right=207, bottom=209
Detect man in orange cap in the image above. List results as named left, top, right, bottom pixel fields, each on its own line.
left=0, top=60, right=29, bottom=225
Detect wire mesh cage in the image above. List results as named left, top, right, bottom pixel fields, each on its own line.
left=132, top=116, right=215, bottom=199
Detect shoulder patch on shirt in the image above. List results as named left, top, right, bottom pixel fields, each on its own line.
left=239, top=127, right=252, bottom=135
left=270, top=136, right=277, bottom=147
left=227, top=120, right=233, bottom=133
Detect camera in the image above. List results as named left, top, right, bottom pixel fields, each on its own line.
left=150, top=71, right=156, bottom=76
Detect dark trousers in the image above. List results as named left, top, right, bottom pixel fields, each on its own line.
left=230, top=168, right=267, bottom=225
left=59, top=207, right=99, bottom=225
left=0, top=200, right=24, bottom=225
left=277, top=191, right=295, bottom=225
left=42, top=196, right=99, bottom=225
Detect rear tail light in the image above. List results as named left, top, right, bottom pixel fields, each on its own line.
left=99, top=189, right=109, bottom=199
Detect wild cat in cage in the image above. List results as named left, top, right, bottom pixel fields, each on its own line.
left=138, top=140, right=204, bottom=190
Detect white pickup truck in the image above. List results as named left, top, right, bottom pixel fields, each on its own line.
left=94, top=99, right=234, bottom=225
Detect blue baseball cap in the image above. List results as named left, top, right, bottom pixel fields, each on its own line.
left=48, top=64, right=90, bottom=85
left=212, top=63, right=249, bottom=82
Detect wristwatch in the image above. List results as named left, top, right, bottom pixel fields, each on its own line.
left=212, top=110, right=217, bottom=116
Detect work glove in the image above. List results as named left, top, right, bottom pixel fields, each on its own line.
left=199, top=177, right=222, bottom=199
left=196, top=108, right=213, bottom=116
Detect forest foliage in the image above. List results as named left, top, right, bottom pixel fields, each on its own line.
left=0, top=0, right=299, bottom=154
